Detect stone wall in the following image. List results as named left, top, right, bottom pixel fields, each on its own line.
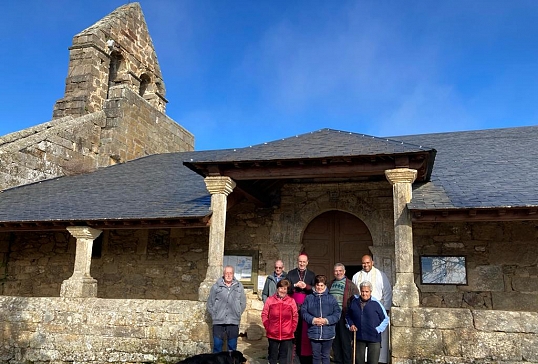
left=0, top=296, right=210, bottom=364
left=269, top=181, right=394, bottom=274
left=0, top=85, right=194, bottom=191
left=99, top=85, right=193, bottom=167
left=0, top=113, right=105, bottom=190
left=0, top=225, right=269, bottom=341
left=0, top=228, right=208, bottom=300
left=392, top=307, right=538, bottom=363
left=414, top=221, right=538, bottom=311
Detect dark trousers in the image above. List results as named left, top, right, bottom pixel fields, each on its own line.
left=332, top=317, right=353, bottom=364
left=268, top=338, right=294, bottom=364
left=355, top=341, right=380, bottom=364
left=310, top=339, right=333, bottom=364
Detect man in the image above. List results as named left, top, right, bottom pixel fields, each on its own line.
left=287, top=253, right=316, bottom=364
left=207, top=265, right=247, bottom=353
left=262, top=259, right=287, bottom=303
left=328, top=263, right=359, bottom=364
left=352, top=255, right=392, bottom=364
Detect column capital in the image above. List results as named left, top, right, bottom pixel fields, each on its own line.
left=385, top=168, right=417, bottom=185
left=204, top=176, right=236, bottom=196
left=66, top=226, right=102, bottom=240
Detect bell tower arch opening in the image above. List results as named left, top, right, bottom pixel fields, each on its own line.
left=302, top=210, right=372, bottom=279
left=107, top=50, right=123, bottom=98
left=139, top=73, right=151, bottom=97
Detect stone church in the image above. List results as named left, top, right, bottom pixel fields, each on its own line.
left=0, top=3, right=537, bottom=364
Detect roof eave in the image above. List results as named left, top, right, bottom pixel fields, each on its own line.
left=410, top=206, right=538, bottom=222
left=0, top=216, right=211, bottom=232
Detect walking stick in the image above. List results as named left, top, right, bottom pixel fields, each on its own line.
left=353, top=330, right=356, bottom=364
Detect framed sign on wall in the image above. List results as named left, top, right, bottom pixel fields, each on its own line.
left=224, top=250, right=259, bottom=292
left=420, top=255, right=467, bottom=285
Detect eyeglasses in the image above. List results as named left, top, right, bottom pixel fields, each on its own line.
left=275, top=266, right=284, bottom=269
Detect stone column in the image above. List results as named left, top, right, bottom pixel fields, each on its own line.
left=60, top=226, right=102, bottom=298
left=198, top=176, right=236, bottom=301
left=384, top=168, right=419, bottom=307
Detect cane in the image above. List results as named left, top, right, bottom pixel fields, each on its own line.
left=352, top=330, right=356, bottom=364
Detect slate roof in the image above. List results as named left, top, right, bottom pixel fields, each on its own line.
left=185, top=129, right=432, bottom=163
left=0, top=125, right=537, bottom=225
left=0, top=151, right=211, bottom=223
left=395, top=125, right=538, bottom=210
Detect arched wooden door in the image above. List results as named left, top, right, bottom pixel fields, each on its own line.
left=302, top=210, right=372, bottom=279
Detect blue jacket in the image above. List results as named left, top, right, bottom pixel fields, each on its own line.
left=345, top=295, right=389, bottom=343
left=301, top=288, right=341, bottom=340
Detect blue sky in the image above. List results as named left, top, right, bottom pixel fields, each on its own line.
left=1, top=1, right=537, bottom=151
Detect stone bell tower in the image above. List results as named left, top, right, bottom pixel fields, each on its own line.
left=53, top=2, right=167, bottom=118
left=0, top=3, right=193, bottom=191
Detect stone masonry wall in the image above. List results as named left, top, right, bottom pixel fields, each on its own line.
left=0, top=113, right=105, bottom=190
left=414, top=220, right=538, bottom=311
left=269, top=181, right=394, bottom=274
left=392, top=307, right=538, bottom=363
left=99, top=85, right=194, bottom=167
left=0, top=228, right=209, bottom=300
left=0, top=296, right=210, bottom=364
left=0, top=85, right=194, bottom=191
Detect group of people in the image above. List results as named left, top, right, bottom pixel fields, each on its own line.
left=206, top=254, right=392, bottom=364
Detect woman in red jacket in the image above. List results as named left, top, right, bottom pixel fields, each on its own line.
left=262, top=279, right=299, bottom=364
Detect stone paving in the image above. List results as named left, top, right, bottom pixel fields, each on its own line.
left=237, top=336, right=268, bottom=364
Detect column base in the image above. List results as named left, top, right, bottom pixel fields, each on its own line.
left=60, top=276, right=98, bottom=298
left=392, top=273, right=420, bottom=307
left=198, top=279, right=214, bottom=302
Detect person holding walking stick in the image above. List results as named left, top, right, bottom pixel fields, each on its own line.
left=346, top=281, right=389, bottom=364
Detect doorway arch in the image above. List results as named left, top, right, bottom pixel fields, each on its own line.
left=302, top=210, right=372, bottom=279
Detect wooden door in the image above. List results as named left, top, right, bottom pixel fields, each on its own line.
left=302, top=211, right=372, bottom=279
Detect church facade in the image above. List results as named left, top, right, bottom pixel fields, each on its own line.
left=0, top=3, right=537, bottom=364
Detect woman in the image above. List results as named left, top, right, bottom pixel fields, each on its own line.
left=301, top=275, right=341, bottom=364
left=262, top=279, right=298, bottom=364
left=346, top=281, right=389, bottom=364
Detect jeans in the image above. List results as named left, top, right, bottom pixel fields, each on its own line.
left=212, top=324, right=239, bottom=353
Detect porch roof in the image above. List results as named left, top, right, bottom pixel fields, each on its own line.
left=183, top=129, right=436, bottom=206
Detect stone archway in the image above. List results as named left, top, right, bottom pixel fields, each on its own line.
left=302, top=210, right=372, bottom=278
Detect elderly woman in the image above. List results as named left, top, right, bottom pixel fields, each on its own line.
left=262, top=279, right=298, bottom=364
left=345, top=281, right=389, bottom=364
left=301, top=275, right=341, bottom=364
